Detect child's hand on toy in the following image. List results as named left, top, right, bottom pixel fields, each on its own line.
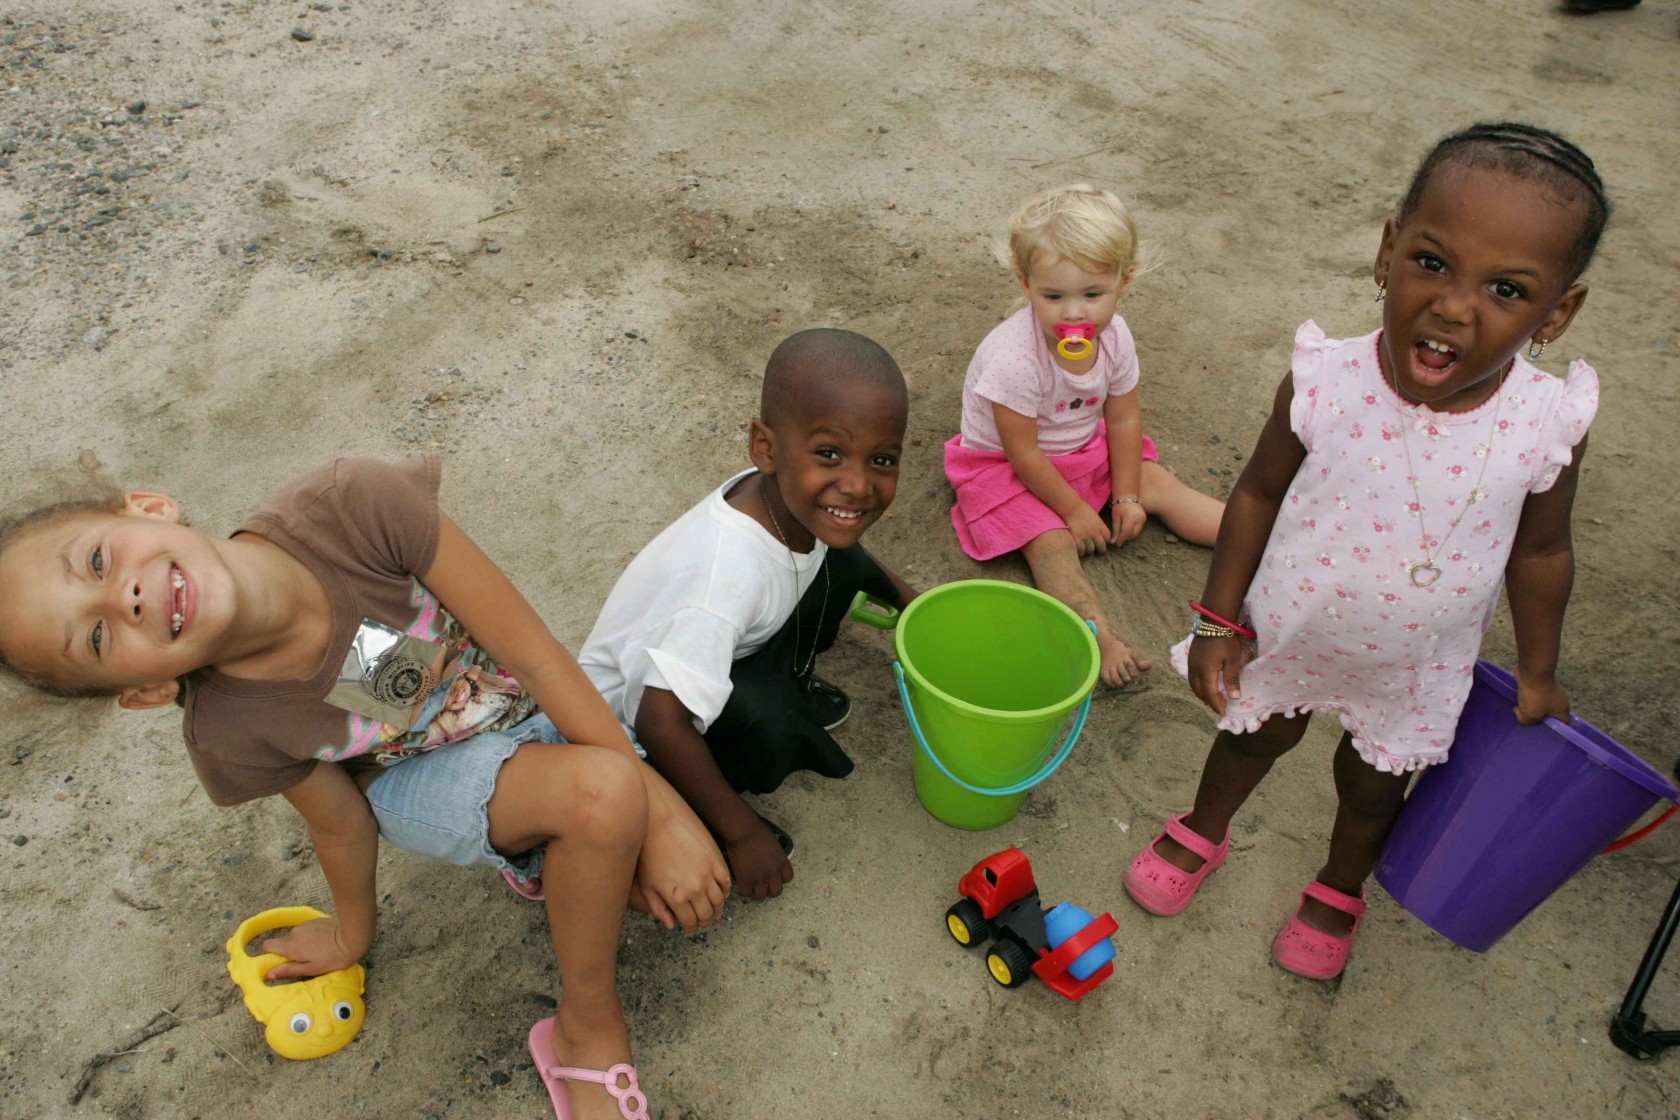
left=1513, top=666, right=1571, bottom=726
left=1187, top=633, right=1249, bottom=717
left=1066, top=504, right=1112, bottom=556
left=261, top=915, right=364, bottom=981
left=1108, top=500, right=1146, bottom=545
left=726, top=820, right=794, bottom=901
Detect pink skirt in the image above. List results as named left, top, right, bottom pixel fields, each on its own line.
left=944, top=420, right=1158, bottom=561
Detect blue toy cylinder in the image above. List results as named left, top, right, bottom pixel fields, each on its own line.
left=1045, top=902, right=1116, bottom=981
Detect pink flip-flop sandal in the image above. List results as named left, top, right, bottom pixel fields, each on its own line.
left=1122, top=811, right=1230, bottom=916
left=1271, top=880, right=1368, bottom=980
left=527, top=1017, right=650, bottom=1120
left=503, top=869, right=545, bottom=902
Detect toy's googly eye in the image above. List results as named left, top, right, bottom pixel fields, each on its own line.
left=289, top=1012, right=313, bottom=1034
left=333, top=1001, right=354, bottom=1022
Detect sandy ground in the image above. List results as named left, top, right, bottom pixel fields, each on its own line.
left=1, top=1, right=1677, bottom=1117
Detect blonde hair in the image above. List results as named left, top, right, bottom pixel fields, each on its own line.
left=997, top=184, right=1146, bottom=282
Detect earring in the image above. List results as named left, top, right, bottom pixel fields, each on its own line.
left=1527, top=338, right=1548, bottom=362
left=1374, top=283, right=1386, bottom=304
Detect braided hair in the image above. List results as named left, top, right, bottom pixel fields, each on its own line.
left=1399, top=122, right=1610, bottom=281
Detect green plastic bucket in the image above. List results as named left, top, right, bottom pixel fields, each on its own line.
left=857, top=579, right=1099, bottom=830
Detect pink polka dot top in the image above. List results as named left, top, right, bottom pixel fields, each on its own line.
left=1170, top=321, right=1599, bottom=773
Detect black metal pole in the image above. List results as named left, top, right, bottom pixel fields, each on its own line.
left=1609, top=757, right=1680, bottom=1060
left=1611, top=873, right=1680, bottom=1058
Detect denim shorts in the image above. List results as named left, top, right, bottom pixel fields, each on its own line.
left=363, top=712, right=559, bottom=887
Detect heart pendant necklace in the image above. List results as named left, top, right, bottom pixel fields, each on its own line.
left=1409, top=560, right=1442, bottom=589
left=1389, top=359, right=1504, bottom=590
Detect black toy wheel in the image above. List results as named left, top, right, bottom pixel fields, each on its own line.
left=946, top=898, right=990, bottom=946
left=986, top=940, right=1033, bottom=988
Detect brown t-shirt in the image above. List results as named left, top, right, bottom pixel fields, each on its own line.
left=182, top=456, right=533, bottom=806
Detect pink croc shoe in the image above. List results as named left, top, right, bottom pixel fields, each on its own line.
left=1271, top=881, right=1368, bottom=980
left=1123, top=811, right=1230, bottom=916
left=527, top=1017, right=650, bottom=1120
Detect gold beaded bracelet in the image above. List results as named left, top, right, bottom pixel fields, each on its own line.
left=1191, top=616, right=1238, bottom=639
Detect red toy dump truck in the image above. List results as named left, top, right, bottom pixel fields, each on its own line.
left=944, top=847, right=1119, bottom=1000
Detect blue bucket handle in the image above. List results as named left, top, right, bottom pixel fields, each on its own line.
left=893, top=625, right=1096, bottom=798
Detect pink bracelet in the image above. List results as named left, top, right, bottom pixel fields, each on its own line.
left=1189, top=601, right=1257, bottom=641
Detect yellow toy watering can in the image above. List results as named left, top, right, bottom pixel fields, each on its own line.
left=225, top=906, right=366, bottom=1060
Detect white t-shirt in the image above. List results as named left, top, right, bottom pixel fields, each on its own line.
left=958, top=306, right=1142, bottom=455
left=579, top=470, right=827, bottom=736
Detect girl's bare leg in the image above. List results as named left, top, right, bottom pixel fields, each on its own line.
left=1153, top=713, right=1313, bottom=870
left=1021, top=527, right=1151, bottom=686
left=488, top=742, right=647, bottom=1120
left=1302, top=734, right=1411, bottom=935
left=1139, top=460, right=1224, bottom=547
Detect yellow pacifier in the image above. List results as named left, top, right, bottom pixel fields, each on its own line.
left=1055, top=321, right=1096, bottom=361
left=225, top=906, right=366, bottom=1060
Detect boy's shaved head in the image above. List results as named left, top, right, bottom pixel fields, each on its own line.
left=761, top=329, right=908, bottom=429
left=744, top=328, right=907, bottom=554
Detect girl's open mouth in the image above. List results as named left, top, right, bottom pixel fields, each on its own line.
left=1411, top=338, right=1459, bottom=383
left=170, top=564, right=188, bottom=639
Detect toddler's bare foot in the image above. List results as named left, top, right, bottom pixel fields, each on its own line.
left=550, top=1005, right=638, bottom=1120
left=1097, top=631, right=1152, bottom=687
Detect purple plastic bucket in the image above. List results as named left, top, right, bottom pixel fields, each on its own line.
left=1375, top=661, right=1679, bottom=953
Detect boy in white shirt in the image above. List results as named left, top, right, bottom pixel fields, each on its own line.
left=581, top=329, right=917, bottom=901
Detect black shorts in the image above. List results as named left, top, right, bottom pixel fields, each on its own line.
left=701, top=544, right=896, bottom=794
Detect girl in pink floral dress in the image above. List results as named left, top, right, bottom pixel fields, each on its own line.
left=1123, top=122, right=1609, bottom=980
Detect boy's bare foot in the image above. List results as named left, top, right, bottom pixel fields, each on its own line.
left=1096, top=630, right=1152, bottom=687
left=550, top=1006, right=638, bottom=1120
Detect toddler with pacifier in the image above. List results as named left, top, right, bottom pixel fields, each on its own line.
left=944, top=184, right=1225, bottom=687
left=1124, top=123, right=1607, bottom=980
